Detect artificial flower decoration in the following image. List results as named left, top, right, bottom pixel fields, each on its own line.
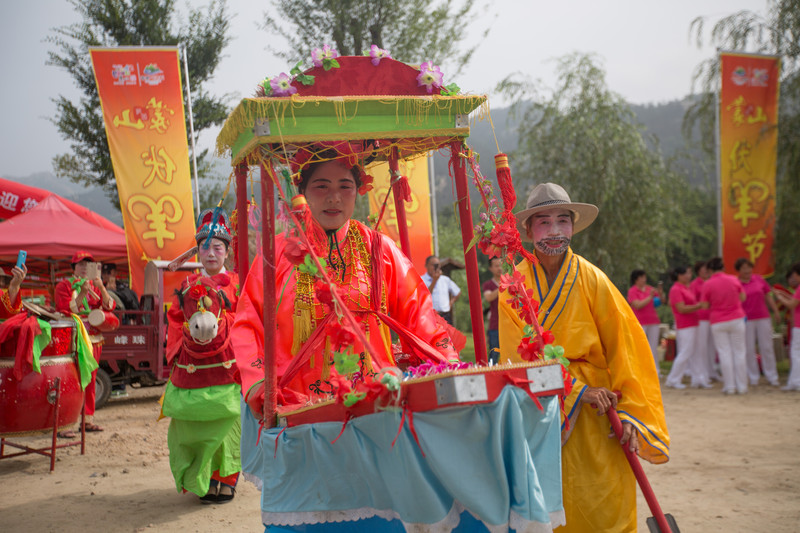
left=311, top=45, right=340, bottom=70
left=188, top=284, right=208, bottom=299
left=186, top=364, right=196, bottom=374
left=416, top=61, right=444, bottom=94
left=358, top=170, right=374, bottom=195
left=222, top=360, right=233, bottom=369
left=368, top=45, right=391, bottom=66
left=284, top=235, right=310, bottom=266
left=270, top=72, right=297, bottom=97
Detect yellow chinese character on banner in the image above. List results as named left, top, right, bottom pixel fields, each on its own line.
left=113, top=109, right=145, bottom=130
left=742, top=230, right=767, bottom=262
left=146, top=97, right=174, bottom=134
left=726, top=95, right=768, bottom=126
left=729, top=140, right=752, bottom=175
left=731, top=180, right=769, bottom=228
left=141, top=145, right=176, bottom=187
left=127, top=193, right=183, bottom=249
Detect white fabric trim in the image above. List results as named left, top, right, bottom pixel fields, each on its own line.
left=261, top=500, right=565, bottom=532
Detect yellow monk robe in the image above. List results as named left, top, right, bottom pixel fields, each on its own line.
left=499, top=248, right=669, bottom=533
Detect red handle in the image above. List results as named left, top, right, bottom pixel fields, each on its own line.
left=606, top=406, right=672, bottom=533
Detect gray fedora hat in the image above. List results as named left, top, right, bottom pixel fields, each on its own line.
left=516, top=183, right=599, bottom=242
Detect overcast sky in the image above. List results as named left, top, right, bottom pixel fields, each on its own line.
left=0, top=0, right=766, bottom=178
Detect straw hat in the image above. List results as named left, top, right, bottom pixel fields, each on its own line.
left=516, top=183, right=599, bottom=242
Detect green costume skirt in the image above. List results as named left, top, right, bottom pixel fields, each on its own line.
left=162, top=382, right=241, bottom=497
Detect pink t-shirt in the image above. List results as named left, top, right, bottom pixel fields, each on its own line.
left=690, top=277, right=710, bottom=321
left=701, top=272, right=745, bottom=324
left=793, top=286, right=800, bottom=329
left=627, top=285, right=660, bottom=325
left=741, top=274, right=772, bottom=320
left=669, top=282, right=699, bottom=329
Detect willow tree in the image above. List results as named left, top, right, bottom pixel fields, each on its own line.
left=499, top=53, right=696, bottom=288
left=261, top=0, right=490, bottom=73
left=47, top=0, right=231, bottom=207
left=686, top=0, right=800, bottom=277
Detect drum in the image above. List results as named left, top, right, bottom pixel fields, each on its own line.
left=0, top=320, right=83, bottom=436
left=88, top=308, right=120, bottom=332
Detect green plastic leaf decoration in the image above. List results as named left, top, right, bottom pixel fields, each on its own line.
left=380, top=372, right=401, bottom=391
left=296, top=73, right=315, bottom=85
left=343, top=391, right=367, bottom=407
left=441, top=83, right=461, bottom=96
left=261, top=78, right=272, bottom=96
left=522, top=325, right=533, bottom=337
left=334, top=350, right=360, bottom=375
left=322, top=58, right=340, bottom=71
left=290, top=62, right=304, bottom=76
left=465, top=232, right=481, bottom=252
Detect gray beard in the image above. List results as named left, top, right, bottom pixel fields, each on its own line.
left=534, top=237, right=570, bottom=256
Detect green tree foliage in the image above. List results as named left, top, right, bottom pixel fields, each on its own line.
left=499, top=53, right=702, bottom=289
left=686, top=0, right=800, bottom=278
left=47, top=0, right=231, bottom=207
left=261, top=0, right=490, bottom=73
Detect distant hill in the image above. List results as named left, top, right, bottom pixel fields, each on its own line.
left=5, top=98, right=705, bottom=221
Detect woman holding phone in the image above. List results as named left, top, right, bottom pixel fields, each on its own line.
left=54, top=251, right=115, bottom=436
left=0, top=261, right=27, bottom=318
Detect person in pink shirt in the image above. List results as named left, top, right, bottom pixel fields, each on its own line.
left=691, top=260, right=720, bottom=382
left=627, top=269, right=664, bottom=371
left=774, top=263, right=800, bottom=391
left=700, top=257, right=747, bottom=394
left=665, top=265, right=710, bottom=389
left=735, top=258, right=780, bottom=386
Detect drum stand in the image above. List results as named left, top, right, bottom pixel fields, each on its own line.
left=0, top=377, right=86, bottom=471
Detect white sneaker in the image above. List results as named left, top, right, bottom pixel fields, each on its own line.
left=666, top=382, right=686, bottom=390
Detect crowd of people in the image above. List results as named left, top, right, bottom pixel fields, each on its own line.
left=618, top=256, right=800, bottom=394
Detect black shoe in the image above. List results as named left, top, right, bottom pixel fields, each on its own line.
left=215, top=486, right=235, bottom=504
left=199, top=491, right=218, bottom=504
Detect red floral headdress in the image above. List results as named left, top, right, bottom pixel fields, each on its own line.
left=289, top=141, right=376, bottom=195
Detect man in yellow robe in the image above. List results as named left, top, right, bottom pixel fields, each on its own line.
left=499, top=183, right=669, bottom=532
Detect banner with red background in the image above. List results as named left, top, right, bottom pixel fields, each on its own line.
left=90, top=47, right=196, bottom=296
left=367, top=156, right=433, bottom=276
left=719, top=52, right=780, bottom=276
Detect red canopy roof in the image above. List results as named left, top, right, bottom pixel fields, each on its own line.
left=0, top=194, right=126, bottom=263
left=0, top=176, right=122, bottom=233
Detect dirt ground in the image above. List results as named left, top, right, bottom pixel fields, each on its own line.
left=1, top=382, right=799, bottom=532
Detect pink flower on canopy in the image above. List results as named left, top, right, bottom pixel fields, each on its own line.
left=416, top=61, right=444, bottom=93
left=312, top=45, right=339, bottom=67
left=270, top=72, right=297, bottom=96
left=369, top=45, right=391, bottom=66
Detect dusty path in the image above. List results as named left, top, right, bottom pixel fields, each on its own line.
left=1, top=383, right=798, bottom=532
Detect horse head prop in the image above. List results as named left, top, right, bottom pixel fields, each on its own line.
left=176, top=275, right=232, bottom=346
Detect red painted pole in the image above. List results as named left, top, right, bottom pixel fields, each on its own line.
left=235, top=163, right=249, bottom=282
left=389, top=147, right=411, bottom=258
left=261, top=162, right=277, bottom=428
left=607, top=407, right=673, bottom=533
left=449, top=141, right=488, bottom=365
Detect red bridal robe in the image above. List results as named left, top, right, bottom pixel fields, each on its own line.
left=232, top=220, right=457, bottom=413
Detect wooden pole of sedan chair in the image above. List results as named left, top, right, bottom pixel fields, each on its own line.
left=449, top=141, right=488, bottom=365
left=260, top=161, right=277, bottom=428
left=388, top=146, right=412, bottom=257
left=235, top=162, right=250, bottom=282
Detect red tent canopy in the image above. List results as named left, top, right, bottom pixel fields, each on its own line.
left=0, top=176, right=122, bottom=233
left=0, top=194, right=126, bottom=264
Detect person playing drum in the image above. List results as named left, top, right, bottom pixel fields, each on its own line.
left=54, top=251, right=115, bottom=435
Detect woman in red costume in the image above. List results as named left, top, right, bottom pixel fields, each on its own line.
left=232, top=145, right=458, bottom=417
left=0, top=265, right=27, bottom=318
left=54, top=251, right=115, bottom=435
left=163, top=209, right=242, bottom=505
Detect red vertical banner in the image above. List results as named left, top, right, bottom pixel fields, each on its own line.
left=367, top=155, right=434, bottom=276
left=719, top=52, right=780, bottom=276
left=90, top=47, right=196, bottom=296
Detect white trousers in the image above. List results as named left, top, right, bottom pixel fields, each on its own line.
left=745, top=318, right=779, bottom=385
left=786, top=328, right=800, bottom=389
left=696, top=320, right=719, bottom=379
left=642, top=323, right=660, bottom=369
left=711, top=318, right=747, bottom=393
left=666, top=326, right=708, bottom=386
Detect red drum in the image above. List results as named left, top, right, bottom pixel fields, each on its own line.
left=88, top=308, right=120, bottom=332
left=0, top=320, right=83, bottom=436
